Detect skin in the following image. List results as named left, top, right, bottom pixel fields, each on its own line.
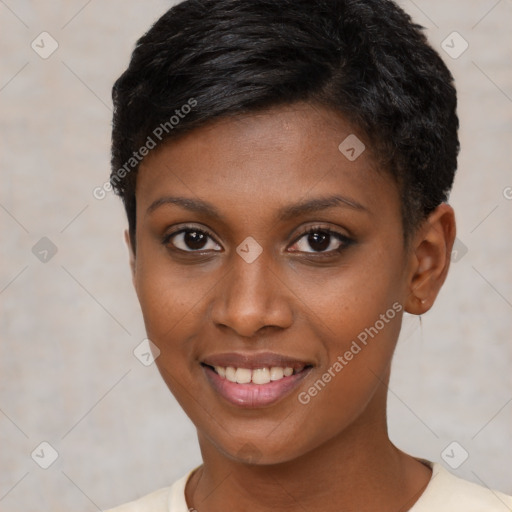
left=126, top=102, right=456, bottom=512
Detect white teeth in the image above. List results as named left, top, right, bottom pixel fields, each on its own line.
left=235, top=368, right=252, bottom=384
left=270, top=367, right=284, bottom=380
left=225, top=366, right=236, bottom=382
left=252, top=368, right=271, bottom=384
left=212, top=365, right=305, bottom=384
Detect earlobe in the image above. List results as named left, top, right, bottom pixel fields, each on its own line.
left=124, top=229, right=137, bottom=288
left=404, top=203, right=456, bottom=315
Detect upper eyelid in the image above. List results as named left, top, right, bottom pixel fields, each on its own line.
left=165, top=225, right=218, bottom=240
left=288, top=229, right=351, bottom=254
left=291, top=226, right=349, bottom=242
left=288, top=226, right=352, bottom=251
left=165, top=224, right=348, bottom=241
left=164, top=226, right=222, bottom=249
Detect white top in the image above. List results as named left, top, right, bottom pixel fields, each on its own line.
left=105, top=462, right=512, bottom=511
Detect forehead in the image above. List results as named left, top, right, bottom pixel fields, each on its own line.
left=136, top=102, right=400, bottom=225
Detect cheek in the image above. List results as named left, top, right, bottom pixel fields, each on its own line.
left=134, top=259, right=212, bottom=413
left=287, top=246, right=404, bottom=407
left=134, top=257, right=200, bottom=391
left=134, top=247, right=209, bottom=337
left=291, top=244, right=405, bottom=342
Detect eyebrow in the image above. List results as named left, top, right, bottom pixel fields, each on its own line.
left=147, top=196, right=222, bottom=219
left=146, top=194, right=368, bottom=221
left=277, top=195, right=368, bottom=221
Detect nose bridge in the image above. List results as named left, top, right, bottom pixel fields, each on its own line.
left=232, top=253, right=271, bottom=302
left=212, top=248, right=292, bottom=337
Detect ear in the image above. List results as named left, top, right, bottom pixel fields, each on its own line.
left=124, top=229, right=137, bottom=288
left=404, top=203, right=456, bottom=315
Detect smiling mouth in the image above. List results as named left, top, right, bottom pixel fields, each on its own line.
left=201, top=363, right=312, bottom=385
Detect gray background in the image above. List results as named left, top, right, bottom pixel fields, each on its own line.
left=1, top=0, right=511, bottom=510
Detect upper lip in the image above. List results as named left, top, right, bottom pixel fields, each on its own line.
left=202, top=352, right=313, bottom=370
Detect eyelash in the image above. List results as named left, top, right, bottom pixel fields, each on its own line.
left=291, top=226, right=353, bottom=256
left=162, top=224, right=353, bottom=256
left=162, top=226, right=220, bottom=254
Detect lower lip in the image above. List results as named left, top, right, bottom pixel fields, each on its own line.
left=203, top=365, right=311, bottom=408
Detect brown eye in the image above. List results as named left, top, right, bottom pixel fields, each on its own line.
left=289, top=229, right=350, bottom=254
left=184, top=230, right=207, bottom=250
left=166, top=229, right=222, bottom=252
left=307, top=231, right=330, bottom=252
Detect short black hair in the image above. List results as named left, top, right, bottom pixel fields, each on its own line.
left=110, top=0, right=459, bottom=246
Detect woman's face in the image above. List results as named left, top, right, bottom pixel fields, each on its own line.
left=131, top=103, right=415, bottom=464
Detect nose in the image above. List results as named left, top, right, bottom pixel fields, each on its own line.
left=211, top=252, right=294, bottom=338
